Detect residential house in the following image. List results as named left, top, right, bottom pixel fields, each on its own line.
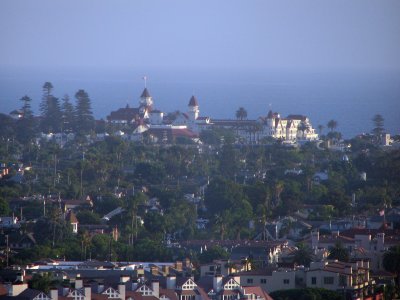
left=234, top=268, right=296, bottom=293
left=304, top=260, right=376, bottom=300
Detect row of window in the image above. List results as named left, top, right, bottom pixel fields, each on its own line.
left=246, top=278, right=290, bottom=285
left=311, top=276, right=335, bottom=285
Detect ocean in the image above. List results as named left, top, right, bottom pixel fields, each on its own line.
left=0, top=67, right=399, bottom=139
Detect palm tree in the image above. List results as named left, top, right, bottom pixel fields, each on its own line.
left=81, top=230, right=92, bottom=260
left=327, top=119, right=338, bottom=132
left=236, top=107, right=248, bottom=120
left=49, top=206, right=63, bottom=247
left=293, top=243, right=313, bottom=267
left=328, top=241, right=349, bottom=262
left=317, top=124, right=324, bottom=135
left=214, top=213, right=229, bottom=240
left=297, top=122, right=310, bottom=140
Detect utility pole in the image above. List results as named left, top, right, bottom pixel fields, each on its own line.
left=5, top=235, right=9, bottom=268
left=109, top=236, right=112, bottom=262
left=53, top=153, right=57, bottom=188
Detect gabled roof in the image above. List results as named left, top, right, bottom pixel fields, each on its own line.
left=176, top=277, right=193, bottom=287
left=188, top=96, right=199, bottom=107
left=318, top=235, right=354, bottom=244
left=159, top=288, right=179, bottom=300
left=243, top=286, right=274, bottom=300
left=141, top=88, right=151, bottom=98
left=196, top=277, right=213, bottom=293
left=287, top=114, right=307, bottom=121
left=341, top=227, right=399, bottom=239
left=195, top=287, right=211, bottom=300
left=19, top=288, right=49, bottom=300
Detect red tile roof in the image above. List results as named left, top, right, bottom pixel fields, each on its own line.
left=243, top=286, right=274, bottom=300
left=188, top=95, right=199, bottom=107
left=107, top=107, right=141, bottom=122
left=287, top=114, right=307, bottom=121
left=141, top=88, right=151, bottom=98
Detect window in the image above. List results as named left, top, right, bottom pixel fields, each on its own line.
left=260, top=279, right=267, bottom=284
left=323, top=277, right=334, bottom=285
left=283, top=279, right=290, bottom=284
left=311, top=277, right=316, bottom=285
left=247, top=278, right=253, bottom=284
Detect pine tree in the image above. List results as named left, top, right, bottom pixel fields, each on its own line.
left=40, top=82, right=62, bottom=133
left=75, top=89, right=94, bottom=135
left=20, top=95, right=33, bottom=118
left=372, top=114, right=385, bottom=137
left=16, top=95, right=37, bottom=144
left=61, top=94, right=75, bottom=132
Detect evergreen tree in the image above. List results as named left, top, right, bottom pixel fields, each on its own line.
left=61, top=94, right=75, bottom=132
left=40, top=82, right=62, bottom=133
left=16, top=95, right=37, bottom=144
left=20, top=95, right=33, bottom=118
left=372, top=114, right=385, bottom=140
left=75, top=89, right=94, bottom=135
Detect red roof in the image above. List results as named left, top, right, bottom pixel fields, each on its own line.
left=107, top=107, right=140, bottom=122
left=243, top=286, right=274, bottom=300
left=340, top=228, right=399, bottom=239
left=160, top=288, right=179, bottom=300
left=141, top=88, right=151, bottom=98
left=287, top=114, right=307, bottom=121
left=188, top=95, right=199, bottom=107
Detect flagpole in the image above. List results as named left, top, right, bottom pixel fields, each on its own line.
left=143, top=76, right=147, bottom=88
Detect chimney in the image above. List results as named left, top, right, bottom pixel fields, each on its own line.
left=162, top=265, right=170, bottom=275
left=166, top=275, right=176, bottom=290
left=118, top=283, right=126, bottom=300
left=213, top=275, right=223, bottom=293
left=84, top=285, right=91, bottom=300
left=135, top=267, right=144, bottom=277
left=75, top=277, right=83, bottom=289
left=175, top=261, right=183, bottom=272
left=62, top=286, right=69, bottom=296
left=16, top=269, right=26, bottom=283
left=151, top=280, right=159, bottom=298
left=345, top=265, right=352, bottom=276
left=311, top=230, right=319, bottom=249
left=364, top=260, right=370, bottom=270
left=184, top=258, right=191, bottom=268
left=151, top=265, right=159, bottom=276
left=377, top=233, right=385, bottom=251
left=50, top=288, right=58, bottom=300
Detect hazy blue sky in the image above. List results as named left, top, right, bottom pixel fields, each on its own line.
left=1, top=0, right=400, bottom=71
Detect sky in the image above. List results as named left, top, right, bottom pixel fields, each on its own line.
left=1, top=0, right=400, bottom=71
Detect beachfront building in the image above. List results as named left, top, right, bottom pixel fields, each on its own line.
left=106, top=87, right=318, bottom=144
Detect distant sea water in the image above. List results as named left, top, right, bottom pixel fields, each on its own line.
left=0, top=66, right=399, bottom=139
